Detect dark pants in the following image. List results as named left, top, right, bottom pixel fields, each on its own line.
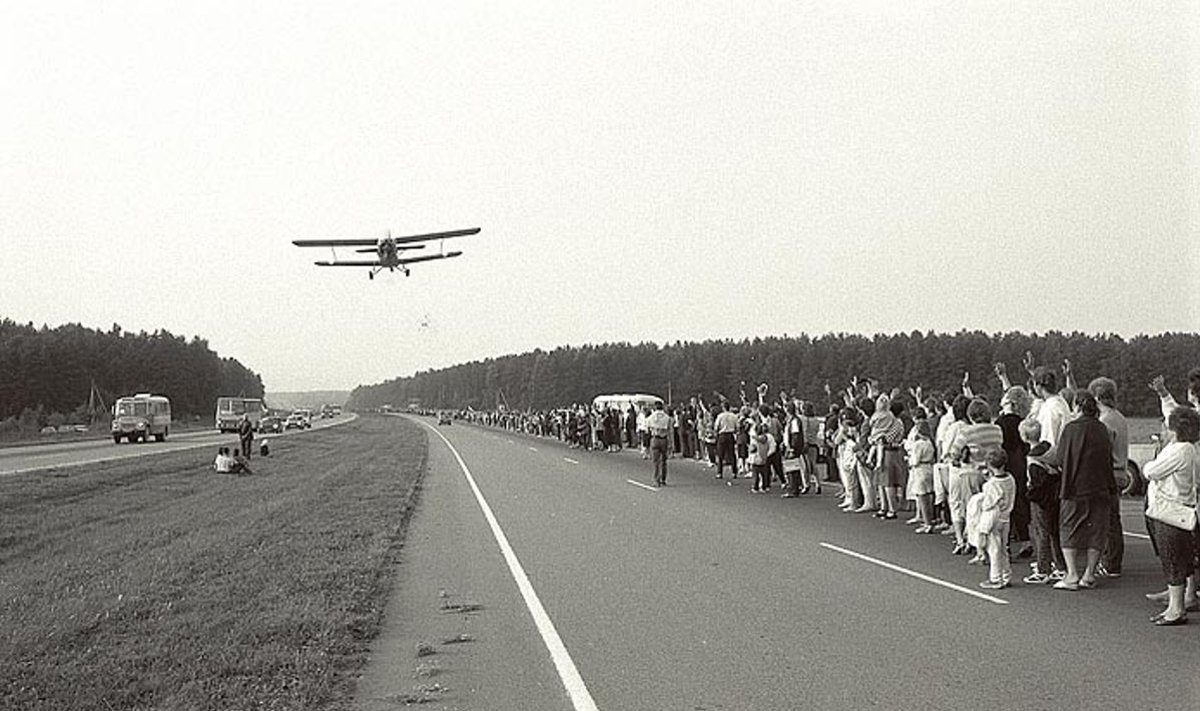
left=1030, top=499, right=1065, bottom=574
left=768, top=450, right=785, bottom=486
left=240, top=436, right=253, bottom=460
left=715, top=433, right=736, bottom=476
left=650, top=436, right=669, bottom=485
left=1101, top=491, right=1125, bottom=574
left=753, top=463, right=770, bottom=491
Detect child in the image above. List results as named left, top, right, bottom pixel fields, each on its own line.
left=906, top=419, right=938, bottom=533
left=259, top=438, right=270, bottom=457
left=1020, top=419, right=1065, bottom=584
left=736, top=413, right=752, bottom=477
left=978, top=448, right=1016, bottom=589
left=749, top=422, right=776, bottom=493
left=835, top=410, right=862, bottom=510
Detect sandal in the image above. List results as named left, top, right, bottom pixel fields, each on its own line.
left=1052, top=580, right=1080, bottom=591
left=1078, top=578, right=1097, bottom=590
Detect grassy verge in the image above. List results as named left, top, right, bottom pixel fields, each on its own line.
left=0, top=414, right=426, bottom=710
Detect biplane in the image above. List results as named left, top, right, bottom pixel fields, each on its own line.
left=292, top=227, right=480, bottom=279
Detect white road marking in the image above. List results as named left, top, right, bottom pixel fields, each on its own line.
left=528, top=446, right=538, bottom=452
left=564, top=457, right=579, bottom=465
left=1124, top=531, right=1151, bottom=540
left=626, top=479, right=658, bottom=492
left=820, top=542, right=1009, bottom=606
left=422, top=423, right=600, bottom=711
left=508, top=440, right=515, bottom=444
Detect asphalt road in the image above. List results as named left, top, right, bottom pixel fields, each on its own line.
left=0, top=414, right=356, bottom=476
left=357, top=416, right=1200, bottom=711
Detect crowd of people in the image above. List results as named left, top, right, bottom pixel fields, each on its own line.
left=459, top=354, right=1200, bottom=625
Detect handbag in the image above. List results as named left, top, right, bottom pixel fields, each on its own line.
left=1146, top=493, right=1197, bottom=531
left=1146, top=456, right=1198, bottom=531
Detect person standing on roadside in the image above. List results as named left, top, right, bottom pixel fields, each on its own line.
left=646, top=401, right=673, bottom=487
left=714, top=400, right=740, bottom=479
left=1089, top=376, right=1129, bottom=580
left=237, top=413, right=254, bottom=461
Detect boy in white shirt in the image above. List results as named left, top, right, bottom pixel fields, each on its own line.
left=979, top=448, right=1017, bottom=589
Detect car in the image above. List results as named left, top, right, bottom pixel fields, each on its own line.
left=437, top=411, right=453, bottom=425
left=284, top=413, right=307, bottom=430
left=40, top=426, right=57, bottom=435
left=259, top=415, right=283, bottom=434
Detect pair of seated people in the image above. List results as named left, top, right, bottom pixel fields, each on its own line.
left=213, top=447, right=253, bottom=474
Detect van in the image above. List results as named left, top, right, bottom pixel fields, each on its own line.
left=112, top=394, right=172, bottom=443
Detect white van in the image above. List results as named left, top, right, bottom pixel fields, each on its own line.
left=592, top=393, right=664, bottom=413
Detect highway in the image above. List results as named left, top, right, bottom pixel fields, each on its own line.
left=0, top=414, right=355, bottom=476
left=357, top=416, right=1200, bottom=711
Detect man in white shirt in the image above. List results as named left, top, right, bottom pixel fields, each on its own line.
left=645, top=401, right=673, bottom=487
left=714, top=400, right=740, bottom=479
left=1033, top=367, right=1070, bottom=448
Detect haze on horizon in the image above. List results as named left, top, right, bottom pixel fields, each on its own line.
left=4, top=1, right=1197, bottom=392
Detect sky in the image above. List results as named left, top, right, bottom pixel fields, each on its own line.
left=3, top=1, right=1198, bottom=392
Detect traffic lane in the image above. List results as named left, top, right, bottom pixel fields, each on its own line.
left=440, top=426, right=1199, bottom=710
left=356, top=422, right=569, bottom=711
left=0, top=415, right=355, bottom=476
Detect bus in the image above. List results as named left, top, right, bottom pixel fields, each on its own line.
left=215, top=397, right=265, bottom=433
left=592, top=393, right=664, bottom=413
left=111, top=394, right=172, bottom=443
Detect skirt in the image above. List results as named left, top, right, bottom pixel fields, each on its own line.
left=1060, top=495, right=1111, bottom=551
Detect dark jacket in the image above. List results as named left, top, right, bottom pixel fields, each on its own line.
left=1038, top=415, right=1115, bottom=499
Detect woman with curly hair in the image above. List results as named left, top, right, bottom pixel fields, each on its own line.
left=1143, top=406, right=1200, bottom=625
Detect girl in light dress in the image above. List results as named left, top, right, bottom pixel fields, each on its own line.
left=906, top=417, right=938, bottom=533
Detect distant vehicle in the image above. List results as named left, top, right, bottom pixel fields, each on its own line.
left=112, top=393, right=171, bottom=443
left=438, top=411, right=453, bottom=425
left=292, top=227, right=481, bottom=280
left=285, top=410, right=312, bottom=430
left=56, top=425, right=74, bottom=433
left=40, top=426, right=56, bottom=435
left=592, top=393, right=664, bottom=413
left=216, top=397, right=265, bottom=433
left=72, top=424, right=89, bottom=433
left=259, top=415, right=283, bottom=434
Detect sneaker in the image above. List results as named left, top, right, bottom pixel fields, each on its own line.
left=1048, top=569, right=1066, bottom=582
left=853, top=506, right=874, bottom=513
left=932, top=522, right=951, bottom=532
left=1023, top=572, right=1051, bottom=585
left=980, top=579, right=1010, bottom=590
left=1096, top=564, right=1122, bottom=579
left=967, top=555, right=987, bottom=566
left=906, top=516, right=922, bottom=525
left=914, top=525, right=933, bottom=534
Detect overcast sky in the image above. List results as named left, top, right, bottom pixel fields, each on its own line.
left=3, top=1, right=1198, bottom=392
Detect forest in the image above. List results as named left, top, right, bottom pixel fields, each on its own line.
left=347, top=331, right=1200, bottom=418
left=0, top=319, right=264, bottom=433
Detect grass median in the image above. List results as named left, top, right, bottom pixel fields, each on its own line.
left=0, top=414, right=426, bottom=710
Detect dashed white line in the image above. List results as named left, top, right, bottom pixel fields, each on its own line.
left=563, top=457, right=579, bottom=465
left=528, top=446, right=538, bottom=452
left=626, top=479, right=658, bottom=492
left=820, top=542, right=1008, bottom=605
left=1124, top=531, right=1151, bottom=540
left=422, top=423, right=599, bottom=711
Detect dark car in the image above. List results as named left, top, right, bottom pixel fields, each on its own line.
left=259, top=415, right=283, bottom=434
left=438, top=411, right=453, bottom=425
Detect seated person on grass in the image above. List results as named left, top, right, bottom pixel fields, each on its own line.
left=230, top=448, right=253, bottom=475
left=213, top=447, right=233, bottom=473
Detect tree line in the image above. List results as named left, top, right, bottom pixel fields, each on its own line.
left=0, top=319, right=264, bottom=431
left=346, top=331, right=1200, bottom=418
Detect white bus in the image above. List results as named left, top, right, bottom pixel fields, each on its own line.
left=592, top=393, right=664, bottom=413
left=215, top=397, right=265, bottom=433
left=111, top=394, right=172, bottom=443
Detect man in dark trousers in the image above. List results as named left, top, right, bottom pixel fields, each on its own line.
left=237, top=413, right=254, bottom=461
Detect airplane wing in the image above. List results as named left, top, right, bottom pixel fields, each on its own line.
left=293, top=239, right=379, bottom=247
left=398, top=251, right=463, bottom=265
left=391, top=228, right=481, bottom=245
left=313, top=260, right=381, bottom=267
